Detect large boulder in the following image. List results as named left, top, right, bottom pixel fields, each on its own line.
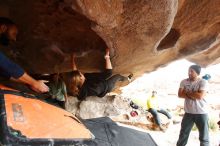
left=0, top=0, right=219, bottom=76
left=65, top=94, right=172, bottom=131
left=58, top=95, right=131, bottom=119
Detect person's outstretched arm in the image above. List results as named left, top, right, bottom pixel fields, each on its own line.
left=0, top=52, right=49, bottom=93
left=72, top=53, right=77, bottom=71
left=105, top=48, right=112, bottom=69
left=11, top=73, right=49, bottom=93
left=84, top=48, right=113, bottom=80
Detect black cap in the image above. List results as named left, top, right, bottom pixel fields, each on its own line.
left=190, top=65, right=201, bottom=75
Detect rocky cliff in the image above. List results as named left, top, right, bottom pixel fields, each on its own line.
left=0, top=0, right=219, bottom=76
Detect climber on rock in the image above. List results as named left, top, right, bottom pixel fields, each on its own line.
left=69, top=48, right=133, bottom=101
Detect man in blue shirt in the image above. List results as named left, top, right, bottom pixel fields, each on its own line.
left=0, top=17, right=49, bottom=93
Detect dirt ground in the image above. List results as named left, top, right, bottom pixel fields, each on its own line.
left=117, top=109, right=220, bottom=146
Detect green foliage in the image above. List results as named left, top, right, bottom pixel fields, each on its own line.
left=208, top=118, right=218, bottom=132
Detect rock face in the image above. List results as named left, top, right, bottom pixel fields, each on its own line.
left=171, top=0, right=220, bottom=67
left=65, top=95, right=132, bottom=119
left=0, top=0, right=219, bottom=75
left=65, top=95, right=171, bottom=131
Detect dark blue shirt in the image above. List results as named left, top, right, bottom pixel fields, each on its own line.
left=0, top=51, right=24, bottom=79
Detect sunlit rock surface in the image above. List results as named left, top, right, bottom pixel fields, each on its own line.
left=65, top=95, right=132, bottom=119
left=65, top=94, right=173, bottom=132
left=0, top=0, right=219, bottom=76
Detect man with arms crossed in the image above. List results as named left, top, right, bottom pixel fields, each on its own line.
left=177, top=64, right=209, bottom=146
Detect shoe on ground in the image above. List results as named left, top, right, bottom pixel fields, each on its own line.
left=127, top=73, right=133, bottom=82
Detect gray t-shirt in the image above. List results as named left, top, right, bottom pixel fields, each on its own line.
left=179, top=78, right=208, bottom=114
